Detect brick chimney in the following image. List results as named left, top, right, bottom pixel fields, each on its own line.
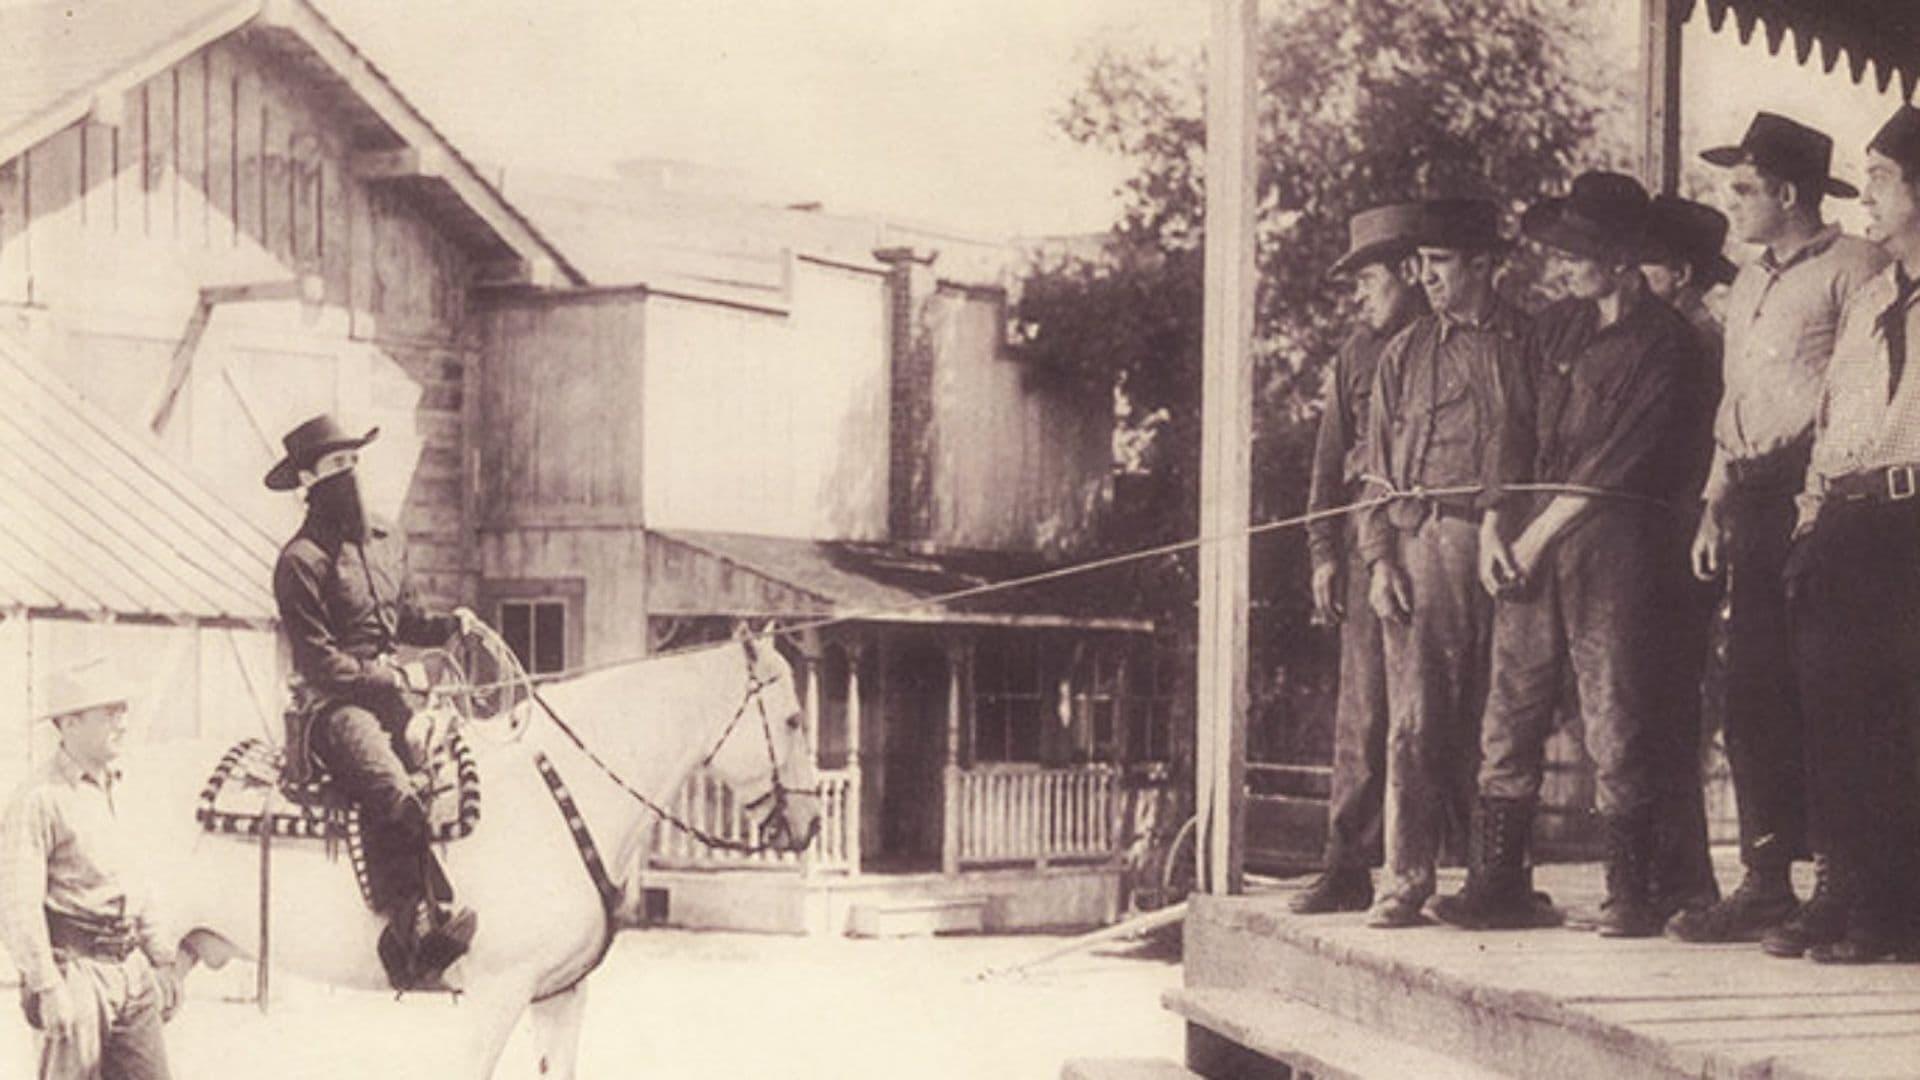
left=875, top=245, right=939, bottom=545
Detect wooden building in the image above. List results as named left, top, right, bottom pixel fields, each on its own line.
left=0, top=0, right=1167, bottom=936
left=484, top=174, right=1176, bottom=934
left=0, top=0, right=580, bottom=620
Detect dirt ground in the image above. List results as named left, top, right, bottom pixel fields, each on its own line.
left=2, top=925, right=1185, bottom=1079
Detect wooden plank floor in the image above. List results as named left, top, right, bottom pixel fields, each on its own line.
left=1188, top=856, right=1920, bottom=1079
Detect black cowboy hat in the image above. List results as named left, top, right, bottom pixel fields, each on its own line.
left=1868, top=104, right=1920, bottom=177
left=1643, top=194, right=1737, bottom=287
left=1328, top=202, right=1423, bottom=278
left=1521, top=171, right=1652, bottom=264
left=1701, top=111, right=1859, bottom=199
left=263, top=413, right=379, bottom=491
left=1414, top=197, right=1507, bottom=253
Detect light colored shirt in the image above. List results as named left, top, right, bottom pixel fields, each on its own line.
left=1708, top=225, right=1887, bottom=499
left=0, top=749, right=171, bottom=992
left=1800, top=261, right=1920, bottom=527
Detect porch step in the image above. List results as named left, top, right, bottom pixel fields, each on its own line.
left=846, top=896, right=988, bottom=938
left=1059, top=1058, right=1201, bottom=1080
left=1165, top=987, right=1509, bottom=1080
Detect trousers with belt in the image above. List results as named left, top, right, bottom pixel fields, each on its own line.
left=311, top=687, right=433, bottom=916
left=1376, top=511, right=1487, bottom=906
left=1719, top=448, right=1813, bottom=868
left=21, top=924, right=170, bottom=1080
left=1790, top=492, right=1920, bottom=938
left=1480, top=507, right=1663, bottom=818
left=1323, top=518, right=1390, bottom=871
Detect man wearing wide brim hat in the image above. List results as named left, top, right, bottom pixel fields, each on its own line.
left=267, top=412, right=482, bottom=991
left=1671, top=112, right=1889, bottom=951
left=1351, top=196, right=1525, bottom=928
left=1435, top=171, right=1714, bottom=938
left=2, top=658, right=184, bottom=1079
left=1633, top=191, right=1738, bottom=929
left=1642, top=194, right=1737, bottom=323
left=1292, top=202, right=1428, bottom=915
left=262, top=413, right=379, bottom=492
left=1783, top=102, right=1920, bottom=963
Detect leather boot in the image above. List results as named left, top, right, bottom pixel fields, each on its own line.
left=1761, top=854, right=1846, bottom=958
left=1666, top=861, right=1797, bottom=943
left=1432, top=797, right=1561, bottom=930
left=1289, top=866, right=1373, bottom=914
left=1597, top=810, right=1660, bottom=938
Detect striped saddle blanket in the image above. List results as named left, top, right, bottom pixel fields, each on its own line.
left=195, top=731, right=481, bottom=843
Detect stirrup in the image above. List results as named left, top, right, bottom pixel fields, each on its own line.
left=377, top=901, right=477, bottom=993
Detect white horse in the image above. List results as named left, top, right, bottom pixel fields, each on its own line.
left=120, top=631, right=820, bottom=1078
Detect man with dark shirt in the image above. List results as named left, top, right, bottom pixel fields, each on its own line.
left=266, top=414, right=480, bottom=990
left=1291, top=203, right=1427, bottom=915
left=1639, top=194, right=1736, bottom=923
left=1434, top=172, right=1713, bottom=936
left=1354, top=199, right=1527, bottom=928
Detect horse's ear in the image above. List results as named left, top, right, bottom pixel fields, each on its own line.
left=731, top=620, right=759, bottom=664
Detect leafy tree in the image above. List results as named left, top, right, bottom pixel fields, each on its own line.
left=1015, top=0, right=1630, bottom=762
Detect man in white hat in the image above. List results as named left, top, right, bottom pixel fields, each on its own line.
left=1, top=658, right=183, bottom=1079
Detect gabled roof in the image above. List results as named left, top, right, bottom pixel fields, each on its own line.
left=0, top=329, right=279, bottom=624
left=0, top=0, right=585, bottom=287
left=1684, top=0, right=1920, bottom=100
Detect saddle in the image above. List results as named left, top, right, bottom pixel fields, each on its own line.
left=195, top=722, right=481, bottom=907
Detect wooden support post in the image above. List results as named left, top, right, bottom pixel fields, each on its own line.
left=941, top=638, right=967, bottom=876
left=1641, top=0, right=1684, bottom=194
left=801, top=629, right=823, bottom=756
left=800, top=641, right=821, bottom=878
left=846, top=642, right=864, bottom=875
left=256, top=793, right=272, bottom=1013
left=1195, top=0, right=1257, bottom=898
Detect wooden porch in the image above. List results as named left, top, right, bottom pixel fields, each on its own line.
left=1072, top=857, right=1920, bottom=1079
left=637, top=614, right=1179, bottom=935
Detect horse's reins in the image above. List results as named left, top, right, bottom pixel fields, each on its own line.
left=529, top=663, right=821, bottom=856
left=521, top=654, right=818, bottom=1004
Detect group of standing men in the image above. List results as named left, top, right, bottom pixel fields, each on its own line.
left=1298, top=105, right=1920, bottom=962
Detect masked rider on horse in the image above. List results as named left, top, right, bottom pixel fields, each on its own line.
left=265, top=414, right=480, bottom=991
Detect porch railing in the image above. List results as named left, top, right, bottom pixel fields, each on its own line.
left=954, top=763, right=1121, bottom=867
left=648, top=767, right=857, bottom=873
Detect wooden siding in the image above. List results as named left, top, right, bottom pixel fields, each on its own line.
left=642, top=260, right=890, bottom=541
left=0, top=38, right=480, bottom=608
left=475, top=528, right=649, bottom=669
left=925, top=285, right=1109, bottom=555
left=476, top=293, right=646, bottom=524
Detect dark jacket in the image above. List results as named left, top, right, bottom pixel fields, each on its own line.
left=272, top=514, right=456, bottom=710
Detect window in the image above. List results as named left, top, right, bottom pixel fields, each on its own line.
left=972, top=635, right=1050, bottom=763
left=499, top=599, right=567, bottom=674
left=1123, top=642, right=1180, bottom=764
left=1067, top=644, right=1125, bottom=762
left=480, top=578, right=584, bottom=678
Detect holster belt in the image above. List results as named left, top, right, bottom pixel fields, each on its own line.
left=45, top=910, right=139, bottom=962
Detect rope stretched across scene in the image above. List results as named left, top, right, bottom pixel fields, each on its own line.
left=444, top=479, right=1683, bottom=697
